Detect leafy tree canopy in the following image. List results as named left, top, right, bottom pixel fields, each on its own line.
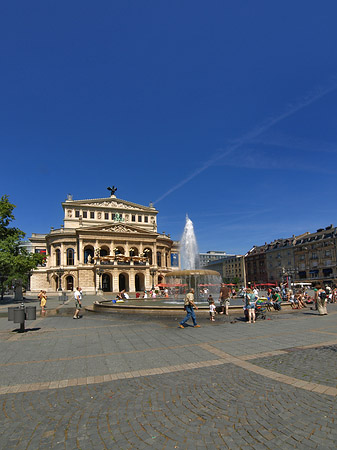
left=0, top=195, right=44, bottom=299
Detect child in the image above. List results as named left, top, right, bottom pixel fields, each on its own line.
left=207, top=294, right=214, bottom=304
left=209, top=299, right=216, bottom=321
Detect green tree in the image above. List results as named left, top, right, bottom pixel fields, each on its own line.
left=0, top=195, right=44, bottom=300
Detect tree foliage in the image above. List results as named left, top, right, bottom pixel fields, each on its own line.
left=0, top=195, right=44, bottom=299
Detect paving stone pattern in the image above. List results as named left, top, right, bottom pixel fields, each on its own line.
left=252, top=345, right=337, bottom=388
left=0, top=304, right=336, bottom=449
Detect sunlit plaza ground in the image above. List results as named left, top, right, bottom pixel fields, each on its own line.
left=0, top=293, right=336, bottom=450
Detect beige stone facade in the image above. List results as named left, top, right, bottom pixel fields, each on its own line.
left=205, top=255, right=245, bottom=284
left=29, top=193, right=180, bottom=293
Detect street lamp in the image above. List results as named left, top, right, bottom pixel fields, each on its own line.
left=150, top=268, right=156, bottom=290
left=56, top=269, right=64, bottom=291
left=97, top=268, right=104, bottom=291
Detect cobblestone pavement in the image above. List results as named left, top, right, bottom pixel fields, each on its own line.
left=0, top=304, right=336, bottom=449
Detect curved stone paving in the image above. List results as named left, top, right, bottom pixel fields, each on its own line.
left=1, top=365, right=337, bottom=449
left=0, top=306, right=336, bottom=449
left=252, top=345, right=337, bottom=388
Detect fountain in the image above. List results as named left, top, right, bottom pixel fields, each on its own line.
left=89, top=215, right=222, bottom=313
left=164, top=215, right=222, bottom=302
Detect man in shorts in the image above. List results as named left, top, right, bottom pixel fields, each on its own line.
left=219, top=283, right=230, bottom=315
left=73, top=286, right=82, bottom=319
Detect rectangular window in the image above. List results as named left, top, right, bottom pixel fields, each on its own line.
left=83, top=211, right=87, bottom=218
left=138, top=216, right=142, bottom=222
left=144, top=216, right=148, bottom=223
left=112, top=213, right=115, bottom=220
left=90, top=212, right=95, bottom=219
left=132, top=215, right=136, bottom=222
left=75, top=210, right=80, bottom=218
left=105, top=213, right=109, bottom=220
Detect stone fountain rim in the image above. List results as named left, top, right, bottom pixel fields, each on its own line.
left=165, top=269, right=221, bottom=277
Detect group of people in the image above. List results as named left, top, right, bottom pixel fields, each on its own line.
left=37, top=281, right=332, bottom=324
left=178, top=281, right=333, bottom=328
left=179, top=283, right=233, bottom=327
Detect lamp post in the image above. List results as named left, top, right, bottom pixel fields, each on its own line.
left=56, top=269, right=64, bottom=291
left=97, top=267, right=104, bottom=292
left=150, top=268, right=156, bottom=290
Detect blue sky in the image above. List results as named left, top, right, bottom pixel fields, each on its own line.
left=1, top=1, right=337, bottom=254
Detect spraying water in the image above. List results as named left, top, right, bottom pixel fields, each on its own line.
left=180, top=215, right=200, bottom=270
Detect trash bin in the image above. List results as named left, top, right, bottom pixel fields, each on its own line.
left=14, top=308, right=25, bottom=323
left=8, top=307, right=17, bottom=321
left=25, top=306, right=36, bottom=320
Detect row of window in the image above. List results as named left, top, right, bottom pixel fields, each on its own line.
left=74, top=210, right=150, bottom=223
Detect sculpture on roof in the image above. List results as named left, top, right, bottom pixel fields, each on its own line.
left=107, top=186, right=117, bottom=196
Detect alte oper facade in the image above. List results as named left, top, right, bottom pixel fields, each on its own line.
left=29, top=191, right=179, bottom=294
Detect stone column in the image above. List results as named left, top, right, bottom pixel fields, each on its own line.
left=61, top=243, right=65, bottom=266
left=113, top=269, right=119, bottom=293
left=129, top=268, right=135, bottom=292
left=79, top=239, right=84, bottom=264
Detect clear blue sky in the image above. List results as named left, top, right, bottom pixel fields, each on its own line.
left=1, top=1, right=337, bottom=254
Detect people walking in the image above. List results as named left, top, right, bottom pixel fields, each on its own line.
left=315, top=284, right=328, bottom=316
left=73, top=286, right=82, bottom=319
left=179, top=288, right=200, bottom=328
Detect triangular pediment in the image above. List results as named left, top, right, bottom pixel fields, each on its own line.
left=78, top=223, right=158, bottom=236
left=63, top=196, right=157, bottom=213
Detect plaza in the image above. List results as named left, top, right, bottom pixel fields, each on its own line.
left=0, top=295, right=336, bottom=449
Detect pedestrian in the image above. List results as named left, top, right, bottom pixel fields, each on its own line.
left=209, top=299, right=216, bottom=322
left=73, top=286, right=82, bottom=319
left=315, top=284, right=328, bottom=316
left=245, top=288, right=257, bottom=323
left=179, top=288, right=201, bottom=328
left=219, top=283, right=230, bottom=315
left=40, top=290, right=47, bottom=316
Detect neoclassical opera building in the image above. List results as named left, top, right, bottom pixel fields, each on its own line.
left=29, top=189, right=180, bottom=293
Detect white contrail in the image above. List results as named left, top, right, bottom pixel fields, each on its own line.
left=154, top=78, right=337, bottom=204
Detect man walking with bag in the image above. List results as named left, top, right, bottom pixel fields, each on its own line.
left=179, top=288, right=201, bottom=328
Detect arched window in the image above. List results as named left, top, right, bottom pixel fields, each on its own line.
left=119, top=273, right=129, bottom=291
left=129, top=247, right=139, bottom=257
left=144, top=248, right=152, bottom=264
left=102, top=273, right=112, bottom=292
left=55, top=249, right=61, bottom=266
left=135, top=273, right=145, bottom=291
left=66, top=248, right=74, bottom=266
left=66, top=275, right=74, bottom=290
left=157, top=251, right=162, bottom=267
left=84, top=246, right=94, bottom=263
left=100, top=248, right=108, bottom=257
